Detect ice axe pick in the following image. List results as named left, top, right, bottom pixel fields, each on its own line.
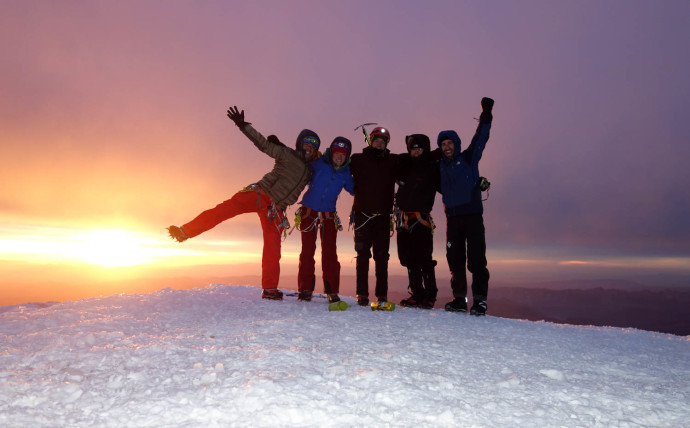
left=354, top=122, right=377, bottom=146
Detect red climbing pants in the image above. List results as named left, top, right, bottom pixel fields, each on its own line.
left=182, top=188, right=283, bottom=289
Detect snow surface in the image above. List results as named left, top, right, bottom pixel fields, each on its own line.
left=1, top=284, right=688, bottom=428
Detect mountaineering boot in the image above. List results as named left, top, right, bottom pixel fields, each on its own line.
left=298, top=290, right=313, bottom=302
left=371, top=299, right=395, bottom=311
left=444, top=298, right=468, bottom=313
left=327, top=294, right=341, bottom=303
left=356, top=295, right=369, bottom=306
left=167, top=225, right=188, bottom=242
left=470, top=300, right=487, bottom=316
left=420, top=298, right=435, bottom=310
left=328, top=300, right=350, bottom=311
left=261, top=288, right=284, bottom=300
left=400, top=295, right=424, bottom=308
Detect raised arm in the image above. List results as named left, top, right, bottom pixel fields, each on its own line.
left=227, top=105, right=287, bottom=159
left=463, top=97, right=494, bottom=166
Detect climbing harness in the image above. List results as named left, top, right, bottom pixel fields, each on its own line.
left=241, top=183, right=290, bottom=240
left=395, top=209, right=435, bottom=234
left=349, top=211, right=396, bottom=236
left=291, top=206, right=343, bottom=235
left=267, top=203, right=290, bottom=240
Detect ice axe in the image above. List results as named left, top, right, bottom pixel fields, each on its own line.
left=354, top=122, right=377, bottom=146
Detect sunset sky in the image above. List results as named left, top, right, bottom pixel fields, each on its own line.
left=2, top=0, right=689, bottom=305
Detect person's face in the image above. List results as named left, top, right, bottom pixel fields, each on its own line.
left=441, top=139, right=454, bottom=158
left=332, top=152, right=346, bottom=166
left=371, top=137, right=387, bottom=150
left=302, top=143, right=315, bottom=160
left=410, top=148, right=423, bottom=158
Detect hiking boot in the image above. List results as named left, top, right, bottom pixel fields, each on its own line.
left=420, top=298, right=435, bottom=310
left=399, top=295, right=423, bottom=308
left=470, top=300, right=487, bottom=316
left=444, top=298, right=468, bottom=313
left=261, top=288, right=284, bottom=300
left=167, top=225, right=188, bottom=242
left=298, top=290, right=313, bottom=302
left=327, top=294, right=341, bottom=303
left=356, top=295, right=369, bottom=306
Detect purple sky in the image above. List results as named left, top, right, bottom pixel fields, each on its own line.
left=2, top=0, right=689, bottom=301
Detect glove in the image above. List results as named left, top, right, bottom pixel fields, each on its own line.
left=481, top=97, right=494, bottom=113
left=227, top=106, right=251, bottom=128
left=479, top=97, right=494, bottom=124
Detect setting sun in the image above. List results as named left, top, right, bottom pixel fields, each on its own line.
left=0, top=224, right=193, bottom=268
left=77, top=229, right=156, bottom=267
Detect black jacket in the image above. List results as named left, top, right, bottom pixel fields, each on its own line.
left=395, top=151, right=440, bottom=214
left=350, top=146, right=399, bottom=214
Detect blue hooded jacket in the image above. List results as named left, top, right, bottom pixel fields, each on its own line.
left=437, top=122, right=491, bottom=215
left=299, top=149, right=354, bottom=213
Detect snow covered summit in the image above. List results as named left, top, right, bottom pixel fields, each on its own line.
left=1, top=284, right=688, bottom=427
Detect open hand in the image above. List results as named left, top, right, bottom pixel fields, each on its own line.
left=227, top=106, right=250, bottom=127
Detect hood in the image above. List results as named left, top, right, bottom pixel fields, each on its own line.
left=327, top=136, right=352, bottom=169
left=437, top=130, right=462, bottom=158
left=295, top=129, right=321, bottom=152
left=406, top=134, right=431, bottom=154
left=330, top=136, right=352, bottom=157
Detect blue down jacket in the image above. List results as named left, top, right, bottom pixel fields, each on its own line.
left=437, top=122, right=491, bottom=216
left=299, top=149, right=354, bottom=212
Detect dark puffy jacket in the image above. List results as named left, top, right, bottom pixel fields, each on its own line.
left=350, top=146, right=399, bottom=214
left=395, top=135, right=439, bottom=213
left=437, top=122, right=491, bottom=215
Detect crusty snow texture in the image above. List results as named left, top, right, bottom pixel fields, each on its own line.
left=1, top=284, right=688, bottom=427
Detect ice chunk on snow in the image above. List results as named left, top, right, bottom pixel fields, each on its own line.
left=540, top=369, right=565, bottom=381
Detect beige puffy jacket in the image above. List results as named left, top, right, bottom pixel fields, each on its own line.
left=239, top=124, right=312, bottom=208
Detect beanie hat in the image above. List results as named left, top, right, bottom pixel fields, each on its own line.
left=406, top=134, right=431, bottom=153
left=295, top=129, right=320, bottom=151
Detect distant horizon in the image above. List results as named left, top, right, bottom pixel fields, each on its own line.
left=3, top=262, right=689, bottom=308
left=3, top=224, right=689, bottom=307
left=5, top=263, right=689, bottom=336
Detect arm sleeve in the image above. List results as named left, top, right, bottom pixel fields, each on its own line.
left=239, top=124, right=286, bottom=160
left=344, top=172, right=355, bottom=196
left=434, top=162, right=442, bottom=194
left=464, top=122, right=491, bottom=166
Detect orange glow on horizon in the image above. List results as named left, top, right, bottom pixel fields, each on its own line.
left=558, top=258, right=690, bottom=271
left=0, top=223, right=266, bottom=270
left=560, top=260, right=591, bottom=266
